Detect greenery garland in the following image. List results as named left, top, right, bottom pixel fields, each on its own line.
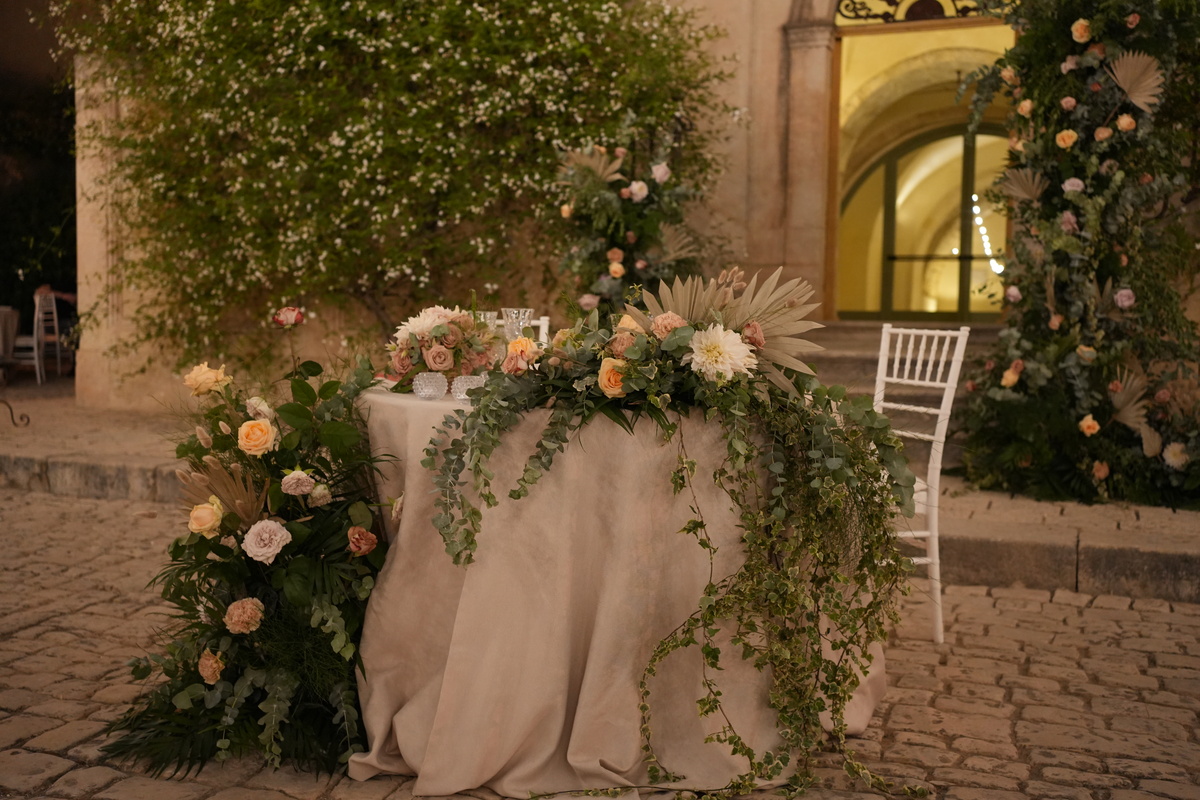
left=958, top=0, right=1200, bottom=506
left=48, top=0, right=729, bottom=369
left=423, top=278, right=914, bottom=794
left=104, top=319, right=389, bottom=775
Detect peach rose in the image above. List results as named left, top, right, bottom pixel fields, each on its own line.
left=1092, top=461, right=1110, bottom=481
left=615, top=314, right=645, bottom=334
left=1060, top=96, right=1077, bottom=111
left=1055, top=130, right=1079, bottom=149
left=1000, top=368, right=1020, bottom=388
left=1094, top=126, right=1113, bottom=142
left=1076, top=345, right=1097, bottom=364
left=1087, top=43, right=1106, bottom=60
left=598, top=357, right=627, bottom=398
left=651, top=311, right=689, bottom=340
left=609, top=262, right=626, bottom=279
left=237, top=419, right=278, bottom=457
left=198, top=650, right=225, bottom=685
left=608, top=331, right=636, bottom=358
left=1017, top=99, right=1034, bottom=117
left=606, top=247, right=624, bottom=263
left=1126, top=13, right=1140, bottom=27
left=742, top=320, right=766, bottom=351
left=999, top=66, right=1018, bottom=85
left=507, top=337, right=541, bottom=362
left=560, top=204, right=573, bottom=219
left=183, top=362, right=232, bottom=396
left=1078, top=414, right=1101, bottom=437
left=188, top=495, right=224, bottom=539
left=423, top=344, right=455, bottom=372
left=1049, top=313, right=1065, bottom=331
left=224, top=597, right=265, bottom=634
left=1070, top=18, right=1091, bottom=43
left=1116, top=114, right=1136, bottom=132
left=347, top=526, right=378, bottom=556
left=501, top=351, right=529, bottom=376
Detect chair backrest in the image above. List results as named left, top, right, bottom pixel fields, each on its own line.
left=35, top=293, right=59, bottom=342
left=873, top=324, right=971, bottom=491
left=532, top=315, right=551, bottom=344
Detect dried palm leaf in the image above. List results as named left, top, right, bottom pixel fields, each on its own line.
left=557, top=148, right=625, bottom=185
left=179, top=455, right=267, bottom=531
left=1107, top=51, right=1165, bottom=113
left=1109, top=367, right=1149, bottom=430
left=658, top=224, right=701, bottom=264
left=1137, top=424, right=1163, bottom=458
left=643, top=273, right=730, bottom=324
left=1000, top=168, right=1049, bottom=201
left=723, top=267, right=824, bottom=393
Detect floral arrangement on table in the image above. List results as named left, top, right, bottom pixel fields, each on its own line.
left=425, top=269, right=916, bottom=793
left=556, top=142, right=703, bottom=318
left=385, top=305, right=502, bottom=392
left=103, top=309, right=389, bottom=775
left=959, top=0, right=1200, bottom=506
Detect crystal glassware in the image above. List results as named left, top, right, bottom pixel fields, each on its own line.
left=412, top=371, right=448, bottom=400
left=451, top=375, right=486, bottom=403
left=501, top=307, right=533, bottom=340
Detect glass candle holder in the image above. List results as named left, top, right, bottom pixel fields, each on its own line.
left=451, top=375, right=486, bottom=403
left=413, top=371, right=448, bottom=400
left=501, top=307, right=533, bottom=340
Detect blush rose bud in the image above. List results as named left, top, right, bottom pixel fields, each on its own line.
left=272, top=306, right=304, bottom=328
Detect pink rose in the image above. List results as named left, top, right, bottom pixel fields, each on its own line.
left=1114, top=288, right=1136, bottom=309
left=628, top=181, right=649, bottom=203
left=1126, top=13, right=1140, bottom=27
left=391, top=348, right=414, bottom=377
left=1155, top=389, right=1172, bottom=404
left=578, top=294, right=600, bottom=311
left=242, top=519, right=291, bottom=565
left=651, top=163, right=671, bottom=183
left=347, top=526, right=377, bottom=557
left=1116, top=114, right=1136, bottom=132
left=606, top=247, right=625, bottom=264
left=1140, top=173, right=1154, bottom=185
left=1100, top=159, right=1120, bottom=175
left=1060, top=56, right=1080, bottom=74
left=423, top=344, right=455, bottom=372
left=619, top=187, right=632, bottom=199
left=625, top=231, right=637, bottom=244
left=1108, top=380, right=1124, bottom=394
left=608, top=331, right=635, bottom=358
left=198, top=650, right=225, bottom=684
left=985, top=360, right=995, bottom=371
left=1060, top=96, right=1077, bottom=111
left=1120, top=254, right=1129, bottom=267
left=1087, top=43, right=1106, bottom=60
left=501, top=350, right=529, bottom=376
left=651, top=312, right=689, bottom=340
left=272, top=306, right=304, bottom=328
left=965, top=380, right=977, bottom=392
left=614, top=146, right=628, bottom=159
left=1094, top=126, right=1113, bottom=142
left=742, top=320, right=766, bottom=351
left=1092, top=461, right=1110, bottom=481
left=1090, top=81, right=1103, bottom=93
left=1005, top=285, right=1022, bottom=303
left=1070, top=18, right=1091, bottom=43
left=1011, top=359, right=1025, bottom=374
left=440, top=324, right=463, bottom=349
left=635, top=259, right=648, bottom=270
left=281, top=469, right=315, bottom=496
left=1062, top=178, right=1085, bottom=193
left=224, top=597, right=265, bottom=635
left=999, top=66, right=1018, bottom=85
left=1060, top=210, right=1079, bottom=233
left=1017, top=99, right=1034, bottom=117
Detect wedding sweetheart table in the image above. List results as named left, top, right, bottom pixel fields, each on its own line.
left=349, top=388, right=887, bottom=796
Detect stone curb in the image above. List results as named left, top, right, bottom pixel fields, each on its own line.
left=0, top=453, right=184, bottom=506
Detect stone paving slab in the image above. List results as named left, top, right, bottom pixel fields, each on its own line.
left=1, top=490, right=1199, bottom=799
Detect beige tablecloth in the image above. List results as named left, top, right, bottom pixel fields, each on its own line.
left=349, top=388, right=885, bottom=796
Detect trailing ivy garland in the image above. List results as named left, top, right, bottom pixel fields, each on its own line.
left=422, top=302, right=914, bottom=794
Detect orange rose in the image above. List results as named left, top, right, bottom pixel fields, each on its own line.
left=237, top=419, right=278, bottom=457
left=1078, top=414, right=1101, bottom=437
left=1055, top=130, right=1079, bottom=149
left=1000, top=368, right=1020, bottom=388
left=1070, top=18, right=1091, bottom=43
left=1094, top=126, right=1113, bottom=142
left=598, top=357, right=627, bottom=398
left=609, top=262, right=626, bottom=279
left=1116, top=114, right=1136, bottom=132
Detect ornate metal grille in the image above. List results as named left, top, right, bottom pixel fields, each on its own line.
left=837, top=0, right=985, bottom=24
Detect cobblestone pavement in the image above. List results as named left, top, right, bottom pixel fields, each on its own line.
left=1, top=490, right=1198, bottom=800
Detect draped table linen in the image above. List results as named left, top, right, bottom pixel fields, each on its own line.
left=349, top=388, right=886, bottom=796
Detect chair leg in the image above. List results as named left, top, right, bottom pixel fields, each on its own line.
left=928, top=530, right=944, bottom=645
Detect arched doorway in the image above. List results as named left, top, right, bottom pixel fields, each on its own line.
left=837, top=123, right=1008, bottom=320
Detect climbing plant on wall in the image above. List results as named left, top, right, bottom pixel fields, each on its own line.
left=959, top=0, right=1200, bottom=506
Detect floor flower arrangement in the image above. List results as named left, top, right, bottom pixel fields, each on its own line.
left=425, top=269, right=916, bottom=793
left=103, top=314, right=388, bottom=774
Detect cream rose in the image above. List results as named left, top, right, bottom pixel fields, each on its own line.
left=183, top=362, right=232, bottom=396
left=1116, top=113, right=1137, bottom=132
left=281, top=469, right=315, bottom=496
left=1070, top=18, right=1091, bottom=43
left=423, top=344, right=455, bottom=372
left=347, top=526, right=378, bottom=557
left=628, top=181, right=649, bottom=202
left=1055, top=130, right=1079, bottom=149
left=651, top=163, right=671, bottom=183
left=237, top=419, right=278, bottom=457
left=242, top=519, right=292, bottom=565
left=224, top=597, right=265, bottom=635
left=1078, top=414, right=1101, bottom=437
left=309, top=483, right=333, bottom=507
left=188, top=495, right=225, bottom=539
left=198, top=650, right=224, bottom=685
left=245, top=396, right=274, bottom=421
left=598, top=357, right=627, bottom=398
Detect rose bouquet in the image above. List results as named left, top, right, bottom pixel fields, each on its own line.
left=556, top=143, right=702, bottom=317
left=104, top=345, right=389, bottom=774
left=424, top=269, right=915, bottom=793
left=386, top=305, right=501, bottom=392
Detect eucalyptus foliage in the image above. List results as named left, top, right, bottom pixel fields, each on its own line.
left=49, top=0, right=727, bottom=367
left=104, top=355, right=388, bottom=775
left=960, top=0, right=1200, bottom=506
left=423, top=308, right=914, bottom=793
